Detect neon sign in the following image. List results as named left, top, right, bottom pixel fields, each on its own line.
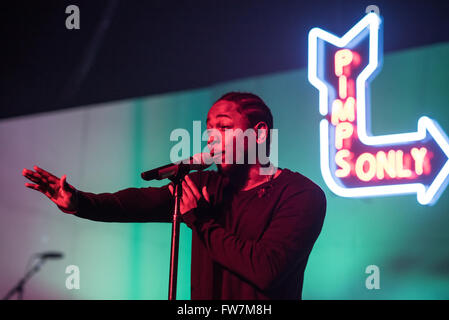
left=308, top=13, right=449, bottom=205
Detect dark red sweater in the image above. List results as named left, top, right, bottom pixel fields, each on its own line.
left=74, top=168, right=326, bottom=300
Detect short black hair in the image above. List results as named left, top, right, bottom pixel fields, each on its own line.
left=215, top=92, right=273, bottom=156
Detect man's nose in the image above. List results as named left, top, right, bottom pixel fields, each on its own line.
left=207, top=131, right=220, bottom=145
left=207, top=136, right=218, bottom=149
left=207, top=132, right=223, bottom=152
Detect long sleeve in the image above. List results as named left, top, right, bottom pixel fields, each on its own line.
left=183, top=187, right=326, bottom=292
left=69, top=170, right=211, bottom=223
left=74, top=185, right=174, bottom=223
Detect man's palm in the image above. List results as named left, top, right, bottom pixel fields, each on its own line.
left=23, top=166, right=77, bottom=212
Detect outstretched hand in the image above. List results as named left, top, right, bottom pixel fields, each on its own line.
left=168, top=175, right=210, bottom=215
left=22, top=166, right=78, bottom=213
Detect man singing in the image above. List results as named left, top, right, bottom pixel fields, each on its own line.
left=22, top=92, right=326, bottom=300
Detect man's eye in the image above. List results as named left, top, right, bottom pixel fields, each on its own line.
left=220, top=125, right=232, bottom=129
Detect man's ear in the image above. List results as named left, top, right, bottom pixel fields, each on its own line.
left=254, top=121, right=268, bottom=144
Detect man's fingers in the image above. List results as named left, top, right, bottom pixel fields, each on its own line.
left=60, top=174, right=70, bottom=191
left=25, top=182, right=39, bottom=189
left=24, top=170, right=56, bottom=192
left=23, top=169, right=46, bottom=185
left=25, top=182, right=45, bottom=193
left=184, top=176, right=201, bottom=200
left=34, top=166, right=59, bottom=184
left=23, top=168, right=43, bottom=181
left=202, top=186, right=210, bottom=203
left=25, top=183, right=55, bottom=200
left=182, top=180, right=196, bottom=201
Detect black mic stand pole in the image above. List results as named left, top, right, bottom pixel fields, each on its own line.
left=2, top=258, right=45, bottom=300
left=142, top=160, right=207, bottom=300
left=168, top=170, right=185, bottom=300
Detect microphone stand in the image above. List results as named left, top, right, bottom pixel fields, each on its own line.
left=3, top=258, right=45, bottom=300
left=167, top=163, right=200, bottom=300
left=168, top=174, right=183, bottom=300
left=141, top=157, right=210, bottom=300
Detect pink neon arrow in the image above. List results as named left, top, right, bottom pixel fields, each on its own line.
left=308, top=13, right=449, bottom=205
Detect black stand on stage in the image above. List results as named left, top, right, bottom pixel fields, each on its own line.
left=2, top=259, right=45, bottom=300
left=141, top=159, right=210, bottom=300
left=168, top=175, right=183, bottom=300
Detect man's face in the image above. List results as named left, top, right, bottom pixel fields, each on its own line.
left=206, top=100, right=252, bottom=173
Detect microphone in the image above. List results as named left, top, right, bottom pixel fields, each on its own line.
left=141, top=153, right=213, bottom=181
left=36, top=251, right=64, bottom=260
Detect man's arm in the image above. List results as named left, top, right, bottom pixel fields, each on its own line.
left=23, top=165, right=174, bottom=223
left=183, top=188, right=326, bottom=291
left=74, top=186, right=173, bottom=223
